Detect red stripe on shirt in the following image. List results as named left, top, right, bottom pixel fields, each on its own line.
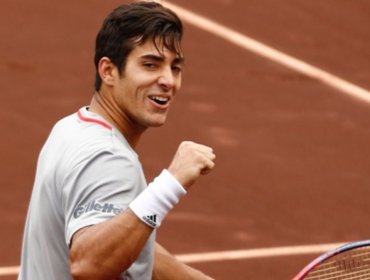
left=77, top=109, right=112, bottom=130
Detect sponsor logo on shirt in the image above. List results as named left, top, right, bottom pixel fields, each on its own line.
left=73, top=200, right=122, bottom=219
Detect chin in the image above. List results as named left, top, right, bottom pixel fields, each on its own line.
left=150, top=120, right=167, bottom=127
left=152, top=113, right=169, bottom=126
left=143, top=118, right=167, bottom=128
left=141, top=112, right=169, bottom=128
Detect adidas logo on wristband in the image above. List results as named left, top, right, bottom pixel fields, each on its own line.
left=143, top=214, right=157, bottom=227
left=129, top=169, right=187, bottom=228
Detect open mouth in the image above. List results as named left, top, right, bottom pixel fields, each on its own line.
left=149, top=96, right=169, bottom=106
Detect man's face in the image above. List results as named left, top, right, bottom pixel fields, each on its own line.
left=112, top=39, right=184, bottom=130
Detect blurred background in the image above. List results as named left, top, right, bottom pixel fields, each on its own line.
left=1, top=1, right=369, bottom=279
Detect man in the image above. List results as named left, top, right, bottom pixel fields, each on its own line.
left=18, top=2, right=216, bottom=280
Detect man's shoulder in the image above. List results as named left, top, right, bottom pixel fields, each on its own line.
left=47, top=108, right=138, bottom=164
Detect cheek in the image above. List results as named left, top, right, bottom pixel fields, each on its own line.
left=130, top=75, right=156, bottom=93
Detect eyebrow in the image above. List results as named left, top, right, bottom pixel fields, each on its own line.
left=140, top=54, right=185, bottom=65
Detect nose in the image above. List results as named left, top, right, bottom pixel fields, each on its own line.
left=158, top=67, right=176, bottom=91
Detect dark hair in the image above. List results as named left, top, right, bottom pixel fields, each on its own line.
left=94, top=1, right=183, bottom=91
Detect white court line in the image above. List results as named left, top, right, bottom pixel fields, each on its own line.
left=176, top=242, right=346, bottom=263
left=1, top=2, right=362, bottom=277
left=160, top=1, right=370, bottom=103
left=154, top=0, right=362, bottom=267
left=0, top=242, right=346, bottom=275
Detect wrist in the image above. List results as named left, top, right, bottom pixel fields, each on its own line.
left=129, top=169, right=186, bottom=228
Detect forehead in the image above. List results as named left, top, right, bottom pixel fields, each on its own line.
left=130, top=38, right=184, bottom=61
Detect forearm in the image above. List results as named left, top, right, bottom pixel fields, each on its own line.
left=70, top=209, right=153, bottom=280
left=69, top=169, right=185, bottom=279
left=152, top=243, right=214, bottom=280
left=69, top=141, right=216, bottom=280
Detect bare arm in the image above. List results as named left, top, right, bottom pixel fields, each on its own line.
left=70, top=209, right=153, bottom=280
left=152, top=243, right=215, bottom=280
left=69, top=141, right=215, bottom=280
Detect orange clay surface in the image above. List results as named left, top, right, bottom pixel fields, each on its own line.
left=0, top=1, right=369, bottom=279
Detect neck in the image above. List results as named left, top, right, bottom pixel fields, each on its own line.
left=89, top=91, right=145, bottom=148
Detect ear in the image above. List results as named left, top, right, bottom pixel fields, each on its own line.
left=98, top=57, right=117, bottom=86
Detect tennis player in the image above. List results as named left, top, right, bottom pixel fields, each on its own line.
left=18, top=2, right=216, bottom=279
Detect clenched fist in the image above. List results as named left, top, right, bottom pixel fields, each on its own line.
left=167, top=141, right=216, bottom=190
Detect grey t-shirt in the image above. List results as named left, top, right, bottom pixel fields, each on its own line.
left=18, top=107, right=155, bottom=280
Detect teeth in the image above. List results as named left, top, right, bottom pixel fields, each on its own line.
left=150, top=96, right=169, bottom=104
left=153, top=96, right=168, bottom=102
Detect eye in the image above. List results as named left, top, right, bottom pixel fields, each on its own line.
left=143, top=62, right=158, bottom=70
left=172, top=65, right=182, bottom=74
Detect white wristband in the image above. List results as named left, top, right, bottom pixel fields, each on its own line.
left=129, top=169, right=186, bottom=228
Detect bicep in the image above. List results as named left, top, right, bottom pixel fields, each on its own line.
left=69, top=208, right=153, bottom=279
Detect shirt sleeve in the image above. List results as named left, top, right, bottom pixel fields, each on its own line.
left=62, top=149, right=145, bottom=246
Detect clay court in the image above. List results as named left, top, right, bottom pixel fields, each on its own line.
left=1, top=0, right=370, bottom=279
